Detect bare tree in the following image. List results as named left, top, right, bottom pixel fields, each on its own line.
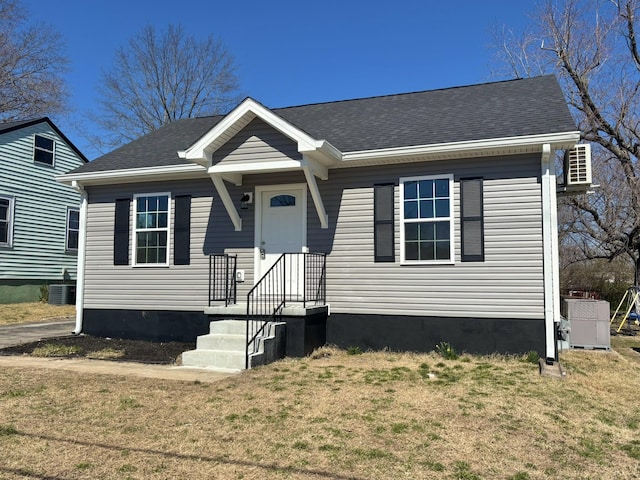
left=493, top=0, right=640, bottom=283
left=0, top=0, right=69, bottom=121
left=92, top=24, right=241, bottom=151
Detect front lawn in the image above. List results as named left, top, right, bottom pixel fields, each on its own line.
left=1, top=339, right=639, bottom=479
left=0, top=302, right=75, bottom=325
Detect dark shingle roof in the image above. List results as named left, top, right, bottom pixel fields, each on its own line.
left=0, top=117, right=89, bottom=163
left=70, top=75, right=576, bottom=174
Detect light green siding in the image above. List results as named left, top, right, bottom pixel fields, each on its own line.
left=0, top=121, right=85, bottom=302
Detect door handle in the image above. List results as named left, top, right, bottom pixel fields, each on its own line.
left=260, top=248, right=266, bottom=260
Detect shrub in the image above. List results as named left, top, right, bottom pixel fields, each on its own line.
left=39, top=284, right=49, bottom=303
left=523, top=351, right=539, bottom=364
left=435, top=341, right=458, bottom=360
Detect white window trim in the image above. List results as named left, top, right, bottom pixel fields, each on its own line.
left=399, top=174, right=455, bottom=265
left=33, top=134, right=56, bottom=167
left=0, top=195, right=15, bottom=248
left=66, top=207, right=80, bottom=252
left=132, top=192, right=171, bottom=267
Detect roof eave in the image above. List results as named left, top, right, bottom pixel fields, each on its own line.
left=339, top=131, right=581, bottom=166
left=56, top=163, right=208, bottom=187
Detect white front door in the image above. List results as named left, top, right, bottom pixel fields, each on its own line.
left=256, top=185, right=306, bottom=296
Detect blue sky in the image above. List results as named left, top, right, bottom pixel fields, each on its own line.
left=23, top=0, right=533, bottom=160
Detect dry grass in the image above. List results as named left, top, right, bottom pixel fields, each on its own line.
left=0, top=302, right=75, bottom=325
left=1, top=337, right=640, bottom=479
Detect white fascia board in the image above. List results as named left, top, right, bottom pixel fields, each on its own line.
left=56, top=163, right=207, bottom=186
left=341, top=131, right=581, bottom=162
left=181, top=98, right=339, bottom=163
left=208, top=159, right=304, bottom=176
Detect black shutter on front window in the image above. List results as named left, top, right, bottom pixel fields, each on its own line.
left=174, top=195, right=191, bottom=265
left=374, top=184, right=395, bottom=262
left=114, top=198, right=131, bottom=265
left=460, top=178, right=484, bottom=262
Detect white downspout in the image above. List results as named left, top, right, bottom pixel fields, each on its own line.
left=71, top=181, right=88, bottom=335
left=540, top=144, right=560, bottom=360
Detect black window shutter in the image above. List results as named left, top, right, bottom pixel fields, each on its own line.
left=174, top=195, right=191, bottom=265
left=374, top=184, right=395, bottom=262
left=460, top=178, right=484, bottom=262
left=114, top=198, right=131, bottom=265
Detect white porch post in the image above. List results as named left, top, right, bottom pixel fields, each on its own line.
left=541, top=144, right=560, bottom=360
left=71, top=181, right=88, bottom=335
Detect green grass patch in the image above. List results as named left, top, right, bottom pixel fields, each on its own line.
left=86, top=348, right=125, bottom=360
left=119, top=397, right=142, bottom=409
left=453, top=460, right=481, bottom=480
left=621, top=440, right=640, bottom=460
left=31, top=343, right=83, bottom=357
left=0, top=424, right=18, bottom=436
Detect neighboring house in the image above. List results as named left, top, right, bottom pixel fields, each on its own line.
left=0, top=118, right=88, bottom=303
left=59, top=75, right=585, bottom=366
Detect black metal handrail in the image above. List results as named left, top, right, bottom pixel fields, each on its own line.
left=245, top=252, right=326, bottom=368
left=209, top=254, right=237, bottom=307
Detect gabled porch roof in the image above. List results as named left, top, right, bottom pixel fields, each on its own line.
left=176, top=98, right=340, bottom=230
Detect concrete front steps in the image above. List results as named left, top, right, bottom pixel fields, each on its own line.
left=181, top=319, right=285, bottom=372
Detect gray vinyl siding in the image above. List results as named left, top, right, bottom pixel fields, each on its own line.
left=0, top=123, right=84, bottom=281
left=212, top=118, right=302, bottom=166
left=83, top=178, right=256, bottom=311
left=82, top=119, right=545, bottom=318
left=305, top=156, right=544, bottom=319
left=82, top=154, right=544, bottom=320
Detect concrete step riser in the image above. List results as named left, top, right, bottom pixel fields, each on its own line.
left=181, top=349, right=246, bottom=371
left=196, top=334, right=246, bottom=351
left=208, top=320, right=247, bottom=335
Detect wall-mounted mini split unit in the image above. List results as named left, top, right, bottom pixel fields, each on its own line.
left=563, top=143, right=592, bottom=188
left=558, top=144, right=592, bottom=196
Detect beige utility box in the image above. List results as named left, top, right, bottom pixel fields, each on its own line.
left=561, top=298, right=610, bottom=350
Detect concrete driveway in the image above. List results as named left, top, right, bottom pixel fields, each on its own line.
left=0, top=319, right=75, bottom=349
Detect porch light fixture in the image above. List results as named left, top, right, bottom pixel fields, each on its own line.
left=240, top=192, right=252, bottom=210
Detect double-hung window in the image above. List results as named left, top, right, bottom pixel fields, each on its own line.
left=400, top=174, right=454, bottom=263
left=34, top=134, right=55, bottom=166
left=0, top=195, right=15, bottom=247
left=133, top=193, right=170, bottom=266
left=66, top=208, right=80, bottom=251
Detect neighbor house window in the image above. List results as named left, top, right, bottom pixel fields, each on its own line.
left=133, top=193, right=170, bottom=266
left=0, top=195, right=15, bottom=247
left=66, top=208, right=80, bottom=251
left=34, top=134, right=55, bottom=166
left=400, top=174, right=454, bottom=263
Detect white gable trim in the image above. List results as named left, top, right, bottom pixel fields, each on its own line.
left=178, top=98, right=340, bottom=165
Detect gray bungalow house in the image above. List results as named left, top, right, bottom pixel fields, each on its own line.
left=1, top=118, right=88, bottom=303
left=59, top=75, right=584, bottom=368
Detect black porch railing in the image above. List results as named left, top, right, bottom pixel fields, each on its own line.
left=208, top=254, right=237, bottom=307
left=245, top=252, right=326, bottom=368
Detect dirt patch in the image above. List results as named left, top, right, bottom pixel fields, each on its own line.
left=0, top=335, right=194, bottom=364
